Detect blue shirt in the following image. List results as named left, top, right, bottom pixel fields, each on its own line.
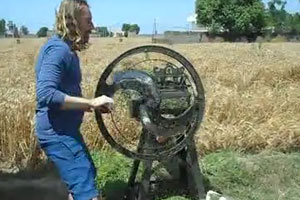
left=35, top=35, right=84, bottom=139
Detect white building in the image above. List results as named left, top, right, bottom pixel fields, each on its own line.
left=111, top=28, right=124, bottom=37
left=187, top=14, right=208, bottom=33
left=5, top=30, right=14, bottom=37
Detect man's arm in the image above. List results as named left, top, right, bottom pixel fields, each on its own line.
left=36, top=44, right=113, bottom=112
left=61, top=95, right=114, bottom=112
left=36, top=45, right=67, bottom=109
left=61, top=95, right=92, bottom=111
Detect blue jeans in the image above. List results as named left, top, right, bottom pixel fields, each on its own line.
left=38, top=134, right=99, bottom=200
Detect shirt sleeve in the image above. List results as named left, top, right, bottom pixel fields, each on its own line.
left=36, top=44, right=69, bottom=109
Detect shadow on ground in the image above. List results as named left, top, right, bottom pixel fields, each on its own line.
left=102, top=177, right=212, bottom=200
left=0, top=163, right=213, bottom=200
left=0, top=162, right=68, bottom=200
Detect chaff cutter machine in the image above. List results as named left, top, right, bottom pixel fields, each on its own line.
left=95, top=45, right=206, bottom=200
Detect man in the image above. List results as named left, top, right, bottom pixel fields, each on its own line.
left=35, top=0, right=112, bottom=199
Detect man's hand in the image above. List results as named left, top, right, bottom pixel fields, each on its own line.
left=89, top=95, right=114, bottom=113
left=156, top=136, right=168, bottom=144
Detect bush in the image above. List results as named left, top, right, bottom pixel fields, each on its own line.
left=36, top=27, right=48, bottom=38
left=213, top=36, right=225, bottom=43
left=271, top=35, right=288, bottom=43
left=255, top=36, right=264, bottom=43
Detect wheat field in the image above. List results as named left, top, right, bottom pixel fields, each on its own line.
left=0, top=37, right=300, bottom=167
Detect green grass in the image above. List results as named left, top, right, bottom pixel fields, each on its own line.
left=202, top=150, right=300, bottom=200
left=92, top=150, right=300, bottom=200
left=91, top=151, right=132, bottom=199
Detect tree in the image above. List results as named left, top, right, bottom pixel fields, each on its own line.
left=122, top=23, right=140, bottom=37
left=129, top=24, right=140, bottom=34
left=122, top=23, right=131, bottom=37
left=264, top=0, right=300, bottom=36
left=7, top=21, right=14, bottom=32
left=287, top=13, right=300, bottom=35
left=95, top=26, right=109, bottom=37
left=36, top=27, right=48, bottom=37
left=266, top=0, right=288, bottom=34
left=7, top=21, right=19, bottom=38
left=196, top=0, right=266, bottom=38
left=0, top=19, right=6, bottom=35
left=13, top=26, right=19, bottom=38
left=20, top=25, right=29, bottom=35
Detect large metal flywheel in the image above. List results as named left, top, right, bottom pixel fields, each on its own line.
left=94, top=45, right=205, bottom=161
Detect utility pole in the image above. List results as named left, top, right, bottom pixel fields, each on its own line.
left=152, top=18, right=157, bottom=43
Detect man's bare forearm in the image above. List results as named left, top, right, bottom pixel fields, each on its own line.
left=61, top=95, right=114, bottom=112
left=61, top=95, right=92, bottom=111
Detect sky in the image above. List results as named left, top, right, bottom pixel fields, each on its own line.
left=0, top=0, right=299, bottom=34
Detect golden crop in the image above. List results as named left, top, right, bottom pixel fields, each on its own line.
left=0, top=37, right=299, bottom=166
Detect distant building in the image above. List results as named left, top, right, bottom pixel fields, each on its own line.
left=90, top=29, right=100, bottom=38
left=5, top=21, right=19, bottom=38
left=187, top=14, right=208, bottom=33
left=111, top=29, right=124, bottom=37
left=158, top=14, right=211, bottom=44
left=5, top=30, right=14, bottom=38
left=128, top=31, right=137, bottom=37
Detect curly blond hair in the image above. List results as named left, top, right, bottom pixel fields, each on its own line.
left=55, top=0, right=89, bottom=51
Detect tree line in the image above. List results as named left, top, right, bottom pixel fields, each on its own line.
left=2, top=0, right=298, bottom=40
left=94, top=23, right=140, bottom=37
left=196, top=0, right=300, bottom=41
left=0, top=20, right=140, bottom=38
left=0, top=20, right=28, bottom=37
